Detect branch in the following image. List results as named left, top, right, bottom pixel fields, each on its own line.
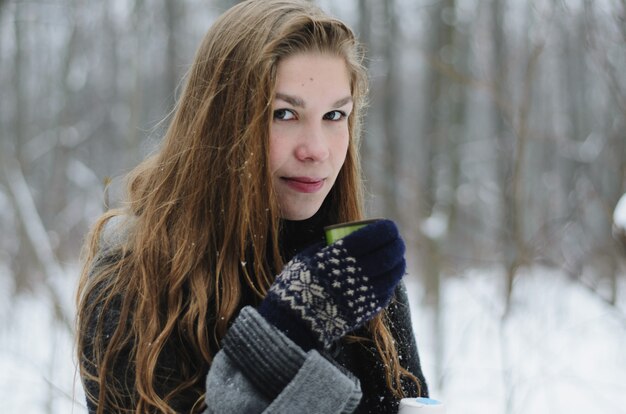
left=3, top=158, right=73, bottom=332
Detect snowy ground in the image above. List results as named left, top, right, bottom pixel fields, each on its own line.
left=1, top=265, right=625, bottom=413
left=407, top=267, right=626, bottom=414
left=0, top=263, right=85, bottom=413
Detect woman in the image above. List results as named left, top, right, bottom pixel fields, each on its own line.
left=76, top=0, right=429, bottom=413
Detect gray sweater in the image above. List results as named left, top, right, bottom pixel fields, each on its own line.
left=205, top=306, right=362, bottom=413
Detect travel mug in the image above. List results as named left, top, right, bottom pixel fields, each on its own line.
left=324, top=218, right=381, bottom=245
left=398, top=397, right=445, bottom=413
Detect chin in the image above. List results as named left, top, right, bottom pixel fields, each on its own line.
left=281, top=210, right=316, bottom=221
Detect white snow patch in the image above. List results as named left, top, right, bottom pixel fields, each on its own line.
left=614, top=193, right=626, bottom=230
left=420, top=211, right=449, bottom=240
left=0, top=273, right=86, bottom=413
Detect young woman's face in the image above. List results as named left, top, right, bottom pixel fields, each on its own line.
left=270, top=52, right=353, bottom=221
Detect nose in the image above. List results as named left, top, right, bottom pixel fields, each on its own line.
left=294, top=121, right=329, bottom=162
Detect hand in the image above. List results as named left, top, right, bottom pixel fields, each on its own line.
left=258, top=219, right=406, bottom=350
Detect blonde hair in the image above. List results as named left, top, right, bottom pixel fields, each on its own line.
left=76, top=1, right=420, bottom=412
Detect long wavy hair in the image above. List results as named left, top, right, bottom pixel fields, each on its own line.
left=76, top=1, right=421, bottom=412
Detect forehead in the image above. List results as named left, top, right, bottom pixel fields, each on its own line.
left=274, top=52, right=351, bottom=98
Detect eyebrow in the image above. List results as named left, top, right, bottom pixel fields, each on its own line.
left=274, top=93, right=353, bottom=109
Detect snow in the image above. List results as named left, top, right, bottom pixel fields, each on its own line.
left=406, top=267, right=626, bottom=414
left=0, top=290, right=85, bottom=413
left=1, top=265, right=625, bottom=413
left=614, top=193, right=626, bottom=230
left=420, top=211, right=449, bottom=240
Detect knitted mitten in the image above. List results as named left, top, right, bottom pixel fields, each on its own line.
left=258, top=219, right=406, bottom=350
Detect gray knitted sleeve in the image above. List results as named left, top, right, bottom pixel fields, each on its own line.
left=221, top=306, right=308, bottom=397
left=205, top=306, right=362, bottom=413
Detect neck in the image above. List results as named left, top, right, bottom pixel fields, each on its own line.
left=279, top=206, right=328, bottom=261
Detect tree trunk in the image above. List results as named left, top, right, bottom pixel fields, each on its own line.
left=381, top=0, right=400, bottom=222
left=417, top=0, right=459, bottom=390
left=165, top=0, right=182, bottom=107
left=10, top=2, right=36, bottom=294
left=357, top=0, right=373, bottom=204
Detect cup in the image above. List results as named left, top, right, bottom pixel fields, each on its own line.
left=398, top=397, right=446, bottom=414
left=324, top=218, right=381, bottom=245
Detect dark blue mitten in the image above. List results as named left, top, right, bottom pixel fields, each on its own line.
left=259, top=219, right=406, bottom=350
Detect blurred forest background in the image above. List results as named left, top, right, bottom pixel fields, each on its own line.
left=1, top=0, right=626, bottom=412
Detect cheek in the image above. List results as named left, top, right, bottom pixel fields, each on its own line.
left=332, top=131, right=350, bottom=169
left=268, top=133, right=286, bottom=174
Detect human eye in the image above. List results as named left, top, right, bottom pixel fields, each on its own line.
left=273, top=108, right=297, bottom=121
left=323, top=110, right=347, bottom=121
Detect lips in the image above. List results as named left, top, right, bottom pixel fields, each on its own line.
left=281, top=176, right=325, bottom=193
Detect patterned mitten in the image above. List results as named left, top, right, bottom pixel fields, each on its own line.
left=258, top=219, right=406, bottom=350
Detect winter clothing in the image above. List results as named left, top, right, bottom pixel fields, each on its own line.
left=81, top=213, right=428, bottom=413
left=208, top=306, right=362, bottom=413
left=259, top=219, right=406, bottom=350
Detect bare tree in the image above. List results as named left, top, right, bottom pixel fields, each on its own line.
left=357, top=0, right=373, bottom=192
left=165, top=0, right=184, bottom=108
left=414, top=0, right=463, bottom=390
left=7, top=0, right=36, bottom=293
left=381, top=0, right=401, bottom=222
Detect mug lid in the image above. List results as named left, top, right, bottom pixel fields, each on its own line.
left=323, top=218, right=381, bottom=232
